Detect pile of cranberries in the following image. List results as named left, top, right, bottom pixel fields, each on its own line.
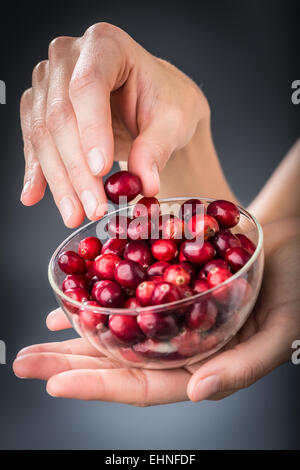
left=57, top=171, right=256, bottom=364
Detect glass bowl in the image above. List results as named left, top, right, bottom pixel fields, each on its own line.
left=48, top=197, right=264, bottom=369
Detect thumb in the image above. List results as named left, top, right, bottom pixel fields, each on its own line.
left=187, top=324, right=291, bottom=402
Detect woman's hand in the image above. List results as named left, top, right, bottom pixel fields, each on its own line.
left=13, top=218, right=300, bottom=405
left=20, top=22, right=209, bottom=227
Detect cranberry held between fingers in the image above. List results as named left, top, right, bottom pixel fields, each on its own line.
left=235, top=233, right=256, bottom=255
left=124, top=240, right=152, bottom=269
left=114, top=260, right=147, bottom=289
left=133, top=196, right=160, bottom=219
left=107, top=215, right=130, bottom=239
left=101, top=238, right=127, bottom=257
left=92, top=280, right=124, bottom=308
left=137, top=311, right=179, bottom=340
left=191, top=279, right=209, bottom=295
left=207, top=199, right=240, bottom=228
left=78, top=237, right=102, bottom=260
left=161, top=216, right=184, bottom=243
left=147, top=261, right=169, bottom=277
left=212, top=230, right=241, bottom=258
left=93, top=253, right=121, bottom=280
left=225, top=247, right=251, bottom=273
left=198, top=258, right=229, bottom=279
left=108, top=314, right=144, bottom=344
left=104, top=170, right=142, bottom=204
left=127, top=217, right=154, bottom=240
left=79, top=301, right=107, bottom=330
left=186, top=300, right=217, bottom=331
left=179, top=198, right=205, bottom=222
left=124, top=297, right=142, bottom=309
left=151, top=239, right=178, bottom=261
left=163, top=264, right=191, bottom=287
left=62, top=274, right=88, bottom=292
left=181, top=240, right=215, bottom=265
left=58, top=250, right=87, bottom=274
left=151, top=281, right=181, bottom=305
left=136, top=281, right=156, bottom=306
left=187, top=214, right=219, bottom=240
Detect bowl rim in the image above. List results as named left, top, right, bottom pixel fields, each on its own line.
left=48, top=197, right=264, bottom=316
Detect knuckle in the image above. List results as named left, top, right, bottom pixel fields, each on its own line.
left=32, top=60, right=49, bottom=84
left=239, top=359, right=265, bottom=389
left=65, top=158, right=81, bottom=176
left=85, top=22, right=119, bottom=40
left=69, top=69, right=97, bottom=98
left=127, top=369, right=150, bottom=406
left=31, top=120, right=48, bottom=147
left=46, top=100, right=72, bottom=133
left=48, top=36, right=72, bottom=60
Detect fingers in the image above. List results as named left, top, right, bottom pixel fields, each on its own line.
left=46, top=308, right=71, bottom=331
left=16, top=337, right=103, bottom=358
left=46, top=367, right=190, bottom=405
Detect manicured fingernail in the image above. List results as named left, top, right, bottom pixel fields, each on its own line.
left=81, top=190, right=98, bottom=218
left=59, top=196, right=75, bottom=224
left=87, top=148, right=105, bottom=175
left=193, top=375, right=220, bottom=401
left=21, top=180, right=31, bottom=200
left=152, top=162, right=160, bottom=191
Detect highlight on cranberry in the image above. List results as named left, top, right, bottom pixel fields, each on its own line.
left=52, top=188, right=263, bottom=370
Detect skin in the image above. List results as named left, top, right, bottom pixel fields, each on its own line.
left=15, top=23, right=300, bottom=405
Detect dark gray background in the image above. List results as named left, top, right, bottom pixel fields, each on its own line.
left=0, top=0, right=299, bottom=450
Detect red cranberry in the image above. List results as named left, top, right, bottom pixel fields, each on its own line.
left=85, top=260, right=95, bottom=273
left=212, top=230, right=241, bottom=258
left=78, top=237, right=102, bottom=260
left=207, top=267, right=232, bottom=292
left=151, top=239, right=178, bottom=261
left=192, top=279, right=209, bottom=294
left=101, top=238, right=127, bottom=257
left=133, top=196, right=160, bottom=219
left=151, top=281, right=181, bottom=305
left=79, top=301, right=107, bottom=330
left=179, top=261, right=196, bottom=280
left=147, top=261, right=169, bottom=277
left=181, top=240, right=215, bottom=265
left=62, top=274, right=88, bottom=292
left=127, top=216, right=154, bottom=240
left=148, top=275, right=164, bottom=283
left=187, top=214, right=219, bottom=240
left=107, top=215, right=130, bottom=239
left=179, top=198, right=205, bottom=222
left=114, top=260, right=146, bottom=289
left=104, top=170, right=142, bottom=204
left=163, top=264, right=191, bottom=287
left=178, top=245, right=187, bottom=262
left=58, top=250, right=87, bottom=275
left=198, top=258, right=229, bottom=279
left=207, top=199, right=240, bottom=228
left=137, top=311, right=179, bottom=340
left=225, top=247, right=251, bottom=272
left=178, top=285, right=193, bottom=298
left=108, top=314, right=144, bottom=344
left=93, top=253, right=121, bottom=280
left=124, top=297, right=142, bottom=309
left=64, top=287, right=90, bottom=313
left=161, top=216, right=184, bottom=243
left=136, top=281, right=156, bottom=306
left=88, top=275, right=100, bottom=292
left=124, top=240, right=152, bottom=269
left=186, top=300, right=217, bottom=331
left=92, top=280, right=124, bottom=308
left=235, top=233, right=256, bottom=255
left=133, top=338, right=178, bottom=359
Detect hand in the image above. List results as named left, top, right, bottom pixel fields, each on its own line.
left=20, top=22, right=209, bottom=227
left=13, top=218, right=300, bottom=405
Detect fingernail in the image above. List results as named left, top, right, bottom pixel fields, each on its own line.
left=152, top=162, right=160, bottom=191
left=193, top=375, right=220, bottom=401
left=87, top=148, right=105, bottom=175
left=81, top=190, right=98, bottom=219
left=21, top=180, right=31, bottom=199
left=17, top=346, right=33, bottom=357
left=59, top=196, right=75, bottom=224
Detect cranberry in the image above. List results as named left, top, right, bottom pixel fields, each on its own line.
left=88, top=275, right=100, bottom=292
left=104, top=170, right=142, bottom=204
left=192, top=279, right=209, bottom=294
left=178, top=245, right=187, bottom=262
left=147, top=261, right=169, bottom=278
left=92, top=280, right=124, bottom=307
left=114, top=260, right=146, bottom=289
left=85, top=260, right=95, bottom=273
left=78, top=237, right=102, bottom=260
left=108, top=314, right=144, bottom=344
left=198, top=258, right=229, bottom=279
left=93, top=253, right=121, bottom=280
left=107, top=215, right=130, bottom=239
left=207, top=199, right=240, bottom=228
left=133, top=338, right=178, bottom=359
left=137, top=311, right=179, bottom=340
left=225, top=247, right=251, bottom=272
left=235, top=233, right=256, bottom=255
left=64, top=287, right=90, bottom=313
left=79, top=301, right=107, bottom=330
left=207, top=267, right=232, bottom=288
left=212, top=230, right=241, bottom=258
left=136, top=281, right=156, bottom=306
left=161, top=216, right=184, bottom=243
left=148, top=275, right=164, bottom=284
left=181, top=240, right=215, bottom=265
left=151, top=239, right=178, bottom=261
left=58, top=250, right=87, bottom=275
left=62, top=274, right=88, bottom=292
left=163, top=264, right=191, bottom=287
left=124, top=297, right=142, bottom=309
left=186, top=300, right=217, bottom=331
left=178, top=285, right=193, bottom=298
left=179, top=261, right=196, bottom=280
left=151, top=281, right=181, bottom=305
left=179, top=198, right=205, bottom=222
left=101, top=238, right=127, bottom=257
left=133, top=196, right=160, bottom=219
left=187, top=214, right=219, bottom=240
left=127, top=216, right=154, bottom=240
left=124, top=240, right=152, bottom=269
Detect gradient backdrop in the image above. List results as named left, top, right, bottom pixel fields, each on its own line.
left=0, top=0, right=299, bottom=449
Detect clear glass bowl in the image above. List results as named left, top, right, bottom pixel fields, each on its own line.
left=48, top=197, right=264, bottom=369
